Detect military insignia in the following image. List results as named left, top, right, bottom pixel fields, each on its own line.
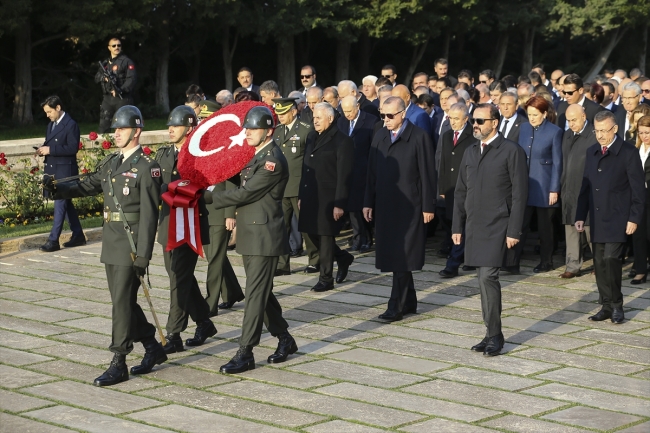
left=123, top=186, right=130, bottom=195
left=292, top=146, right=297, bottom=153
left=264, top=161, right=276, bottom=172
left=267, top=119, right=272, bottom=125
left=128, top=64, right=135, bottom=70
left=131, top=168, right=138, bottom=172
left=121, top=172, right=137, bottom=178
left=178, top=180, right=190, bottom=187
left=112, top=65, right=118, bottom=71
left=135, top=119, right=141, bottom=125
left=151, top=168, right=161, bottom=177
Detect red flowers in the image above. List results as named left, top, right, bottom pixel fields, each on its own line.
left=78, top=141, right=83, bottom=149
left=29, top=167, right=39, bottom=174
left=89, top=132, right=98, bottom=140
left=0, top=157, right=7, bottom=166
left=0, top=153, right=5, bottom=158
left=142, top=146, right=152, bottom=156
left=101, top=141, right=111, bottom=150
left=82, top=168, right=89, bottom=174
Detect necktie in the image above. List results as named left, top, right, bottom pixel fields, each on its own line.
left=51, top=122, right=56, bottom=133
left=501, top=119, right=509, bottom=133
left=453, top=131, right=459, bottom=146
left=349, top=120, right=355, bottom=136
left=601, top=146, right=607, bottom=155
left=481, top=143, right=487, bottom=154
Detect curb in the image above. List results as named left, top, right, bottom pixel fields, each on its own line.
left=0, top=227, right=103, bottom=254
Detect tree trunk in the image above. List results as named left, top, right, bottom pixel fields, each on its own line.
left=221, top=27, right=238, bottom=91
left=403, top=38, right=430, bottom=86
left=492, top=31, right=509, bottom=79
left=640, top=24, right=648, bottom=76
left=155, top=23, right=170, bottom=113
left=296, top=31, right=310, bottom=71
left=189, top=52, right=201, bottom=85
left=357, top=33, right=371, bottom=77
left=276, top=34, right=295, bottom=96
left=335, top=38, right=351, bottom=83
left=442, top=31, right=450, bottom=60
left=584, top=28, right=629, bottom=82
left=13, top=22, right=33, bottom=125
left=521, top=27, right=535, bottom=74
left=456, top=32, right=465, bottom=66
left=563, top=27, right=572, bottom=67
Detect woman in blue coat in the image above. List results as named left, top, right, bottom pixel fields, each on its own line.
left=512, top=96, right=563, bottom=272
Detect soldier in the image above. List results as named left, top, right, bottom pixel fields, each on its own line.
left=42, top=106, right=166, bottom=386
left=204, top=106, right=298, bottom=374
left=272, top=97, right=320, bottom=276
left=94, top=38, right=137, bottom=133
left=156, top=106, right=217, bottom=354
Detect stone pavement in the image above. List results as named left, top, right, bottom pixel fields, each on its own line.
left=0, top=237, right=649, bottom=433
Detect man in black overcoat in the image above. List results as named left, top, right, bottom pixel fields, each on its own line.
left=299, top=103, right=355, bottom=292
left=364, top=97, right=437, bottom=322
left=575, top=110, right=645, bottom=324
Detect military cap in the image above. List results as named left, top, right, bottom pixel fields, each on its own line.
left=199, top=100, right=222, bottom=118
left=272, top=97, right=298, bottom=115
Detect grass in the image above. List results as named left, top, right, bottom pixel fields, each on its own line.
left=0, top=216, right=103, bottom=239
left=0, top=118, right=169, bottom=141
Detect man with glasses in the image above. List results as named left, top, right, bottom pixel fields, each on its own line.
left=299, top=65, right=318, bottom=94
left=556, top=73, right=604, bottom=129
left=453, top=103, right=528, bottom=356
left=94, top=38, right=137, bottom=133
left=478, top=70, right=495, bottom=87
left=615, top=82, right=645, bottom=140
left=641, top=80, right=650, bottom=104
left=380, top=64, right=398, bottom=87
left=575, top=110, right=645, bottom=324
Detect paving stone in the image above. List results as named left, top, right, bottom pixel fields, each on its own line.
left=289, top=359, right=426, bottom=388
left=129, top=404, right=295, bottom=432
left=0, top=346, right=53, bottom=365
left=0, top=290, right=59, bottom=302
left=144, top=363, right=239, bottom=387
left=212, top=381, right=425, bottom=427
left=34, top=297, right=112, bottom=317
left=503, top=329, right=591, bottom=350
left=618, top=421, right=650, bottom=432
left=501, top=316, right=585, bottom=335
left=399, top=418, right=498, bottom=433
left=0, top=364, right=55, bottom=388
left=537, top=367, right=650, bottom=398
left=0, top=300, right=86, bottom=323
left=0, top=330, right=61, bottom=350
left=0, top=315, right=72, bottom=336
left=506, top=305, right=587, bottom=323
left=403, top=380, right=565, bottom=416
left=541, top=406, right=642, bottom=430
left=9, top=280, right=114, bottom=303
left=25, top=406, right=174, bottom=433
left=481, top=415, right=591, bottom=433
left=23, top=380, right=163, bottom=414
left=575, top=343, right=650, bottom=365
left=512, top=347, right=646, bottom=375
left=328, top=348, right=450, bottom=374
left=404, top=317, right=486, bottom=336
left=0, top=389, right=52, bottom=412
left=54, top=331, right=110, bottom=348
left=304, top=420, right=387, bottom=433
left=524, top=383, right=650, bottom=416
left=0, top=272, right=33, bottom=284
left=570, top=328, right=650, bottom=348
left=0, top=412, right=76, bottom=433
left=633, top=370, right=650, bottom=379
left=282, top=308, right=333, bottom=323
left=138, top=385, right=325, bottom=427
left=33, top=343, right=115, bottom=366
left=317, top=382, right=500, bottom=422
left=288, top=322, right=370, bottom=344
left=55, top=317, right=112, bottom=334
left=433, top=367, right=542, bottom=391
left=305, top=291, right=388, bottom=306
left=240, top=365, right=335, bottom=388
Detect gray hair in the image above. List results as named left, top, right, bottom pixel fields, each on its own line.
left=449, top=102, right=469, bottom=117
left=456, top=89, right=470, bottom=102
left=594, top=110, right=616, bottom=124
left=518, top=82, right=535, bottom=95
left=383, top=96, right=406, bottom=111
left=362, top=75, right=378, bottom=85
left=306, top=86, right=323, bottom=99
left=338, top=80, right=357, bottom=92
left=216, top=90, right=233, bottom=105
left=623, top=81, right=642, bottom=96
left=377, top=85, right=393, bottom=94
left=500, top=91, right=517, bottom=102
left=260, top=80, right=280, bottom=94
left=313, top=102, right=335, bottom=118
left=288, top=90, right=306, bottom=104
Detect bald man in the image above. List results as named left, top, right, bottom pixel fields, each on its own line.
left=338, top=80, right=380, bottom=118
left=392, top=84, right=432, bottom=137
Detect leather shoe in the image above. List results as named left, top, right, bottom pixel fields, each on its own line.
left=484, top=333, right=505, bottom=356
left=94, top=354, right=128, bottom=386
left=533, top=262, right=554, bottom=273
left=359, top=242, right=373, bottom=253
left=611, top=307, right=625, bottom=324
left=336, top=254, right=354, bottom=283
left=162, top=333, right=184, bottom=354
left=378, top=311, right=403, bottom=322
left=274, top=269, right=291, bottom=277
left=218, top=301, right=236, bottom=309
left=588, top=309, right=612, bottom=321
left=559, top=271, right=580, bottom=279
left=267, top=332, right=298, bottom=363
left=130, top=338, right=167, bottom=375
left=630, top=274, right=647, bottom=285
left=403, top=306, right=417, bottom=315
left=628, top=269, right=637, bottom=278
left=39, top=240, right=60, bottom=252
left=63, top=235, right=86, bottom=248
left=439, top=268, right=458, bottom=278
left=304, top=265, right=320, bottom=274
left=185, top=320, right=217, bottom=346
left=311, top=281, right=334, bottom=292
left=502, top=265, right=520, bottom=275
left=348, top=242, right=360, bottom=252
left=220, top=346, right=255, bottom=374
left=290, top=248, right=304, bottom=257
left=462, top=265, right=476, bottom=271
left=471, top=337, right=489, bottom=352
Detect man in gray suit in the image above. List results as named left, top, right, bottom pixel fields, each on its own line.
left=498, top=91, right=525, bottom=142
left=453, top=103, right=528, bottom=356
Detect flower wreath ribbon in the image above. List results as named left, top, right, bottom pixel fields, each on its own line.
left=161, top=179, right=203, bottom=256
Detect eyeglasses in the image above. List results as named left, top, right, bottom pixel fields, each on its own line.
left=593, top=125, right=616, bottom=135
left=383, top=75, right=393, bottom=78
left=643, top=89, right=650, bottom=94
left=110, top=44, right=122, bottom=48
left=479, top=80, right=488, bottom=84
left=379, top=110, right=404, bottom=120
left=562, top=90, right=578, bottom=96
left=622, top=96, right=640, bottom=101
left=300, top=75, right=313, bottom=79
left=470, top=118, right=497, bottom=125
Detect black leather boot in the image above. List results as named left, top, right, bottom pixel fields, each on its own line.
left=220, top=346, right=255, bottom=374
left=162, top=333, right=184, bottom=354
left=185, top=320, right=217, bottom=346
left=93, top=354, right=128, bottom=387
left=267, top=332, right=298, bottom=364
left=130, top=337, right=168, bottom=375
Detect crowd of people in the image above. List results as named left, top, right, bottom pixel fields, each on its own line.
left=37, top=36, right=650, bottom=386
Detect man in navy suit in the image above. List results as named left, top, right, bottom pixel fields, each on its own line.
left=37, top=96, right=85, bottom=252
left=237, top=67, right=260, bottom=95
left=392, top=85, right=432, bottom=137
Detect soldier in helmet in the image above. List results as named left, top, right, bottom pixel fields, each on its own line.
left=156, top=105, right=218, bottom=354
left=42, top=105, right=166, bottom=386
left=204, top=105, right=298, bottom=374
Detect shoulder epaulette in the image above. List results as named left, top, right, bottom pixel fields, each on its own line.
left=300, top=121, right=311, bottom=128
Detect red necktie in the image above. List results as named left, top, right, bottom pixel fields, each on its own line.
left=453, top=131, right=459, bottom=146
left=601, top=146, right=607, bottom=155
left=481, top=143, right=487, bottom=153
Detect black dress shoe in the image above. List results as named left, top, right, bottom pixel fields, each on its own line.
left=630, top=275, right=647, bottom=285
left=63, top=235, right=86, bottom=248
left=439, top=268, right=458, bottom=278
left=39, top=240, right=60, bottom=252
left=94, top=354, right=128, bottom=386
left=588, top=309, right=612, bottom=321
left=462, top=265, right=476, bottom=271
left=162, top=333, right=184, bottom=354
left=628, top=270, right=637, bottom=278
left=267, top=332, right=298, bottom=363
left=218, top=300, right=238, bottom=310
left=311, top=281, right=334, bottom=292
left=130, top=338, right=167, bottom=375
left=471, top=337, right=489, bottom=352
left=502, top=265, right=520, bottom=275
left=611, top=307, right=625, bottom=324
left=227, top=243, right=236, bottom=251
left=403, top=306, right=417, bottom=315
left=290, top=248, right=304, bottom=257
left=378, top=311, right=403, bottom=322
left=185, top=320, right=217, bottom=346
left=304, top=265, right=320, bottom=274
left=359, top=242, right=373, bottom=253
left=533, top=262, right=554, bottom=273
left=483, top=333, right=504, bottom=356
left=336, top=254, right=354, bottom=283
left=274, top=269, right=292, bottom=277
left=220, top=346, right=255, bottom=374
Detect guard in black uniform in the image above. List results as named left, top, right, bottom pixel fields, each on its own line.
left=94, top=37, right=137, bottom=133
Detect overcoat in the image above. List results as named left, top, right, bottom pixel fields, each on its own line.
left=437, top=124, right=477, bottom=214
left=560, top=122, right=595, bottom=225
left=43, top=113, right=80, bottom=180
left=453, top=135, right=528, bottom=267
left=364, top=120, right=437, bottom=272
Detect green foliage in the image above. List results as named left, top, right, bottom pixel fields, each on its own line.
left=0, top=158, right=46, bottom=220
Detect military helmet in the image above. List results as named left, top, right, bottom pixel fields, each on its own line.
left=167, top=105, right=197, bottom=127
left=242, top=106, right=275, bottom=129
left=111, top=105, right=144, bottom=129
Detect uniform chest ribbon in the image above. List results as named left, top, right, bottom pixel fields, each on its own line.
left=161, top=179, right=204, bottom=256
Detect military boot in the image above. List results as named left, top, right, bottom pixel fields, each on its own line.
left=267, top=332, right=298, bottom=364
left=219, top=346, right=255, bottom=374
left=162, top=333, right=184, bottom=354
left=93, top=354, right=128, bottom=387
left=185, top=320, right=217, bottom=346
left=131, top=337, right=168, bottom=375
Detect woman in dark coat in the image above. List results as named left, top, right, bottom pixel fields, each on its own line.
left=631, top=115, right=650, bottom=284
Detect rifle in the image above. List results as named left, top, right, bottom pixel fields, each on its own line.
left=98, top=61, right=123, bottom=99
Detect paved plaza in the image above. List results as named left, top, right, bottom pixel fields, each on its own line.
left=0, top=236, right=649, bottom=433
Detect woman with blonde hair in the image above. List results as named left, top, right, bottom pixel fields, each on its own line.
left=629, top=104, right=650, bottom=145
left=631, top=115, right=650, bottom=284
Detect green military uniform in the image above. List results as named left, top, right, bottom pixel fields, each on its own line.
left=272, top=98, right=319, bottom=273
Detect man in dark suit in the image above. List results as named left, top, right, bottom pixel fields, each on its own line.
left=434, top=58, right=458, bottom=87
left=556, top=73, right=605, bottom=129
left=338, top=80, right=380, bottom=118
left=498, top=91, right=525, bottom=142
left=298, top=65, right=318, bottom=94
left=434, top=88, right=456, bottom=143
left=392, top=85, right=432, bottom=138
left=37, top=95, right=85, bottom=252
left=364, top=96, right=437, bottom=322
left=453, top=103, right=528, bottom=356
left=302, top=87, right=323, bottom=125
left=259, top=80, right=281, bottom=106
left=601, top=82, right=618, bottom=112
left=237, top=67, right=260, bottom=95
left=338, top=95, right=379, bottom=252
left=615, top=82, right=644, bottom=141
left=299, top=103, right=355, bottom=292
left=576, top=110, right=645, bottom=324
